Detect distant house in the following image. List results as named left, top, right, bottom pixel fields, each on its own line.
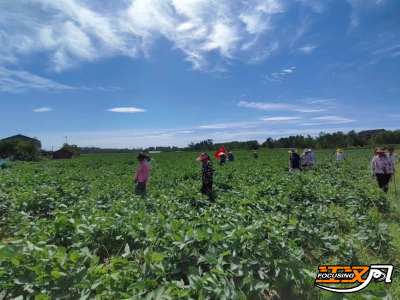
left=1, top=134, right=42, bottom=148
left=52, top=149, right=74, bottom=159
left=358, top=129, right=386, bottom=139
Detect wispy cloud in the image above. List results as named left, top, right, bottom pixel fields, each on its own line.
left=199, top=121, right=259, bottom=129
left=389, top=88, right=400, bottom=92
left=33, top=107, right=53, bottom=113
left=238, top=101, right=295, bottom=111
left=261, top=117, right=301, bottom=121
left=299, top=122, right=323, bottom=126
left=297, top=45, right=318, bottom=54
left=107, top=107, right=146, bottom=113
left=312, top=116, right=355, bottom=124
left=175, top=131, right=194, bottom=134
left=0, top=66, right=120, bottom=93
left=261, top=67, right=296, bottom=84
left=0, top=0, right=339, bottom=75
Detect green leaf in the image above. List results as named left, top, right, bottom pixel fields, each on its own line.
left=211, top=269, right=225, bottom=275
left=11, top=258, right=19, bottom=267
left=57, top=247, right=67, bottom=256
left=35, top=294, right=50, bottom=300
left=70, top=250, right=79, bottom=262
left=51, top=270, right=66, bottom=279
left=151, top=253, right=165, bottom=262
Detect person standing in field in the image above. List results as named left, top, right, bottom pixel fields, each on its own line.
left=253, top=151, right=258, bottom=159
left=288, top=149, right=301, bottom=172
left=219, top=152, right=227, bottom=165
left=135, top=153, right=150, bottom=196
left=388, top=147, right=400, bottom=169
left=371, top=148, right=395, bottom=193
left=228, top=151, right=234, bottom=162
left=197, top=153, right=215, bottom=195
left=336, top=149, right=346, bottom=162
left=309, top=149, right=317, bottom=165
left=146, top=156, right=156, bottom=171
left=300, top=149, right=312, bottom=169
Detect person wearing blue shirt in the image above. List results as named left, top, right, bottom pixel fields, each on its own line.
left=227, top=151, right=234, bottom=162
left=288, top=148, right=301, bottom=172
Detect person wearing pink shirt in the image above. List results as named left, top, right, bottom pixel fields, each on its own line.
left=135, top=153, right=150, bottom=196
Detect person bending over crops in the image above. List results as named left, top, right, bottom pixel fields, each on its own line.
left=135, top=153, right=150, bottom=196
left=336, top=149, right=346, bottom=162
left=228, top=151, right=234, bottom=162
left=371, top=148, right=395, bottom=193
left=253, top=151, right=258, bottom=159
left=288, top=148, right=301, bottom=172
left=197, top=153, right=215, bottom=195
left=300, top=149, right=312, bottom=169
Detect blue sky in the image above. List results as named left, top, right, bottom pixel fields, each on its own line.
left=0, top=0, right=399, bottom=150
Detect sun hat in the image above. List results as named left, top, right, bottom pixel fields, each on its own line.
left=288, top=148, right=297, bottom=153
left=218, top=152, right=226, bottom=156
left=303, top=148, right=309, bottom=153
left=137, top=153, right=147, bottom=159
left=376, top=147, right=385, bottom=153
left=196, top=153, right=209, bottom=161
left=336, top=149, right=343, bottom=153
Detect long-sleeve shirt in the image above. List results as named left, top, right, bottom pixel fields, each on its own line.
left=311, top=153, right=316, bottom=164
left=290, top=153, right=300, bottom=169
left=228, top=153, right=234, bottom=162
left=300, top=153, right=312, bottom=166
left=202, top=161, right=214, bottom=182
left=336, top=153, right=345, bottom=162
left=371, top=156, right=395, bottom=174
left=135, top=161, right=150, bottom=183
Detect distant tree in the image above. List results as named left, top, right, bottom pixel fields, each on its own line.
left=61, top=143, right=80, bottom=157
left=0, top=139, right=41, bottom=162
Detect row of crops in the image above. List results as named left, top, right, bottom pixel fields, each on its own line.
left=0, top=149, right=399, bottom=299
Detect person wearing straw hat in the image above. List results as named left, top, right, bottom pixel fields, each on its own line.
left=288, top=148, right=301, bottom=172
left=300, top=148, right=312, bottom=169
left=371, top=147, right=395, bottom=193
left=336, top=149, right=346, bottom=162
left=197, top=153, right=215, bottom=195
left=135, top=153, right=150, bottom=196
left=228, top=151, right=234, bottom=162
left=219, top=152, right=227, bottom=165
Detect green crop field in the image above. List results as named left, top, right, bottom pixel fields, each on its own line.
left=1, top=149, right=399, bottom=300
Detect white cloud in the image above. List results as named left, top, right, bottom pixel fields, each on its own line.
left=107, top=107, right=146, bottom=113
left=0, top=66, right=120, bottom=93
left=0, top=0, right=339, bottom=75
left=175, top=131, right=194, bottom=134
left=261, top=117, right=300, bottom=121
left=392, top=51, right=400, bottom=57
left=238, top=101, right=295, bottom=111
left=261, top=66, right=295, bottom=84
left=296, top=0, right=325, bottom=13
left=299, top=122, right=323, bottom=126
left=297, top=45, right=318, bottom=53
left=33, top=107, right=52, bottom=113
left=312, top=116, right=355, bottom=124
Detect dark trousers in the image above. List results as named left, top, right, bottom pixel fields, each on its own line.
left=376, top=174, right=391, bottom=193
left=201, top=181, right=213, bottom=195
left=135, top=182, right=147, bottom=196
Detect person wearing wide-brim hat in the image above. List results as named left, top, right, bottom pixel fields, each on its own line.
left=300, top=148, right=312, bottom=169
left=336, top=149, right=346, bottom=162
left=197, top=153, right=215, bottom=195
left=218, top=152, right=227, bottom=165
left=228, top=151, right=234, bottom=162
left=134, top=153, right=150, bottom=196
left=371, top=147, right=395, bottom=193
left=288, top=148, right=301, bottom=172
